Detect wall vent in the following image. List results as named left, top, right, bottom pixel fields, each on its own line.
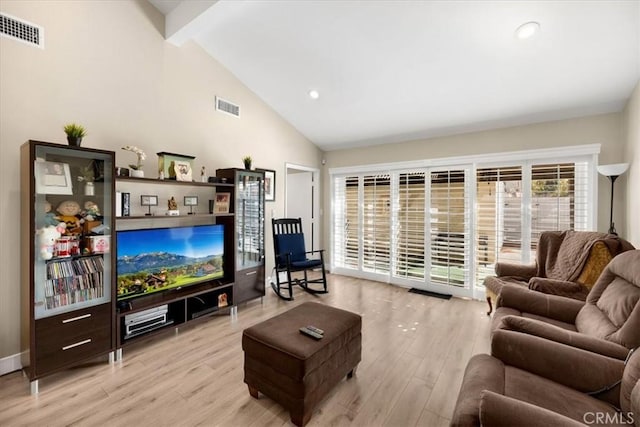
left=216, top=96, right=240, bottom=118
left=0, top=13, right=43, bottom=48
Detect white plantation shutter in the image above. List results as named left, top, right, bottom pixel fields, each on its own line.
left=330, top=146, right=597, bottom=298
left=475, top=166, right=523, bottom=284
left=428, top=169, right=470, bottom=288
left=333, top=175, right=359, bottom=269
left=362, top=174, right=391, bottom=274
left=394, top=171, right=426, bottom=280
left=531, top=162, right=589, bottom=248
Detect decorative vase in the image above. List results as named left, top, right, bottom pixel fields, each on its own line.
left=67, top=136, right=82, bottom=147
left=130, top=169, right=144, bottom=178
left=84, top=182, right=95, bottom=196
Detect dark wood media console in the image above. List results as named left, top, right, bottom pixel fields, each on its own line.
left=116, top=279, right=234, bottom=346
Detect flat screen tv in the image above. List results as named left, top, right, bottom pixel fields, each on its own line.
left=116, top=224, right=224, bottom=300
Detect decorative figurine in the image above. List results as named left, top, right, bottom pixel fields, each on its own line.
left=201, top=166, right=206, bottom=183
left=166, top=196, right=179, bottom=216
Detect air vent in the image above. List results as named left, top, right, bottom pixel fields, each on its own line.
left=0, top=13, right=43, bottom=48
left=216, top=96, right=240, bottom=118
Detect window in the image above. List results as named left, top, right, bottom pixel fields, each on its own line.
left=331, top=145, right=598, bottom=299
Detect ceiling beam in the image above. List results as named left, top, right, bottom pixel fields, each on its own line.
left=165, top=0, right=218, bottom=46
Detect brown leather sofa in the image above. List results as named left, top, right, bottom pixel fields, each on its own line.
left=492, top=250, right=640, bottom=361
left=484, top=230, right=633, bottom=314
left=451, top=329, right=639, bottom=426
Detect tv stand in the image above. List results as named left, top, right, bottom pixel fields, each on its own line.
left=116, top=279, right=233, bottom=346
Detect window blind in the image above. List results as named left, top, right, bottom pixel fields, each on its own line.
left=394, top=172, right=426, bottom=279
left=362, top=174, right=391, bottom=274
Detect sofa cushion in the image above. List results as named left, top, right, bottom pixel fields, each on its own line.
left=620, top=350, right=640, bottom=415
left=596, top=277, right=640, bottom=328
left=505, top=365, right=619, bottom=423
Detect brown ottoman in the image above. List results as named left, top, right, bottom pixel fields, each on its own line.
left=242, top=302, right=362, bottom=426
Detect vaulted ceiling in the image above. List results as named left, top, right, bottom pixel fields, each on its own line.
left=149, top=0, right=640, bottom=151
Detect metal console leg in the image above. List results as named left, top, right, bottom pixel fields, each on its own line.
left=30, top=379, right=39, bottom=395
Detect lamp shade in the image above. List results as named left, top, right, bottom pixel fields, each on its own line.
left=597, top=163, right=629, bottom=177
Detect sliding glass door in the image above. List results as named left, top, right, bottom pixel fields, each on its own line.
left=331, top=149, right=597, bottom=299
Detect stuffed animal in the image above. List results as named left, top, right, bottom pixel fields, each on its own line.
left=43, top=200, right=61, bottom=227
left=82, top=201, right=101, bottom=221
left=37, top=223, right=66, bottom=260
left=56, top=200, right=83, bottom=234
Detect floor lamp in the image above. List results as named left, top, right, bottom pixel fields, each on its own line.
left=597, top=163, right=629, bottom=235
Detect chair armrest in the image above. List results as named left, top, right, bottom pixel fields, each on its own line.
left=479, top=391, right=585, bottom=427
left=495, top=262, right=537, bottom=279
left=491, top=329, right=625, bottom=398
left=528, top=277, right=588, bottom=300
left=498, top=315, right=630, bottom=360
left=498, top=285, right=583, bottom=323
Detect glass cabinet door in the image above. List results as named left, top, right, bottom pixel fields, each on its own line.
left=235, top=171, right=264, bottom=270
left=32, top=144, right=114, bottom=319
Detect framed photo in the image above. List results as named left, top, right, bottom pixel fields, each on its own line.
left=35, top=161, right=73, bottom=195
left=214, top=193, right=230, bottom=214
left=184, top=196, right=198, bottom=206
left=140, top=195, right=158, bottom=206
left=257, top=168, right=276, bottom=202
left=173, top=160, right=193, bottom=182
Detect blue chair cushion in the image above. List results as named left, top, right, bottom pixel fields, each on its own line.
left=291, top=259, right=323, bottom=269
left=275, top=233, right=306, bottom=265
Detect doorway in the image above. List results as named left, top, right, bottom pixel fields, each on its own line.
left=285, top=163, right=320, bottom=252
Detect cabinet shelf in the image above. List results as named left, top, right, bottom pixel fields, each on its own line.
left=116, top=176, right=234, bottom=188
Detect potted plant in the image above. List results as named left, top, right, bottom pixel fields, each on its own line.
left=243, top=156, right=252, bottom=170
left=122, top=145, right=146, bottom=177
left=64, top=123, right=87, bottom=147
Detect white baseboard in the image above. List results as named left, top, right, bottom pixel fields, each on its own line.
left=0, top=353, right=23, bottom=376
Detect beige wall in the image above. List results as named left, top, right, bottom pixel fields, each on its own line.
left=323, top=112, right=628, bottom=266
left=0, top=0, right=322, bottom=359
left=624, top=80, right=640, bottom=247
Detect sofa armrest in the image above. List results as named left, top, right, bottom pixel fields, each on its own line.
left=498, top=285, right=584, bottom=323
left=498, top=315, right=630, bottom=360
left=495, top=262, right=537, bottom=279
left=528, top=277, right=588, bottom=300
left=479, top=391, right=585, bottom=427
left=491, top=329, right=625, bottom=399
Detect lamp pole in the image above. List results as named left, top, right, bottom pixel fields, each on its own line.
left=607, top=175, right=618, bottom=235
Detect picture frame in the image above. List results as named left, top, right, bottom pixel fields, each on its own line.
left=184, top=195, right=198, bottom=215
left=257, top=168, right=276, bottom=202
left=35, top=161, right=73, bottom=195
left=173, top=160, right=193, bottom=182
left=140, top=195, right=158, bottom=206
left=140, top=195, right=158, bottom=216
left=183, top=196, right=198, bottom=206
left=214, top=193, right=230, bottom=214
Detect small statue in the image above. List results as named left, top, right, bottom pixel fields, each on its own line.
left=201, top=166, right=206, bottom=183
left=168, top=197, right=178, bottom=210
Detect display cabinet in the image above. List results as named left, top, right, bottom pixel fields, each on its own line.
left=20, top=140, right=116, bottom=393
left=216, top=168, right=266, bottom=304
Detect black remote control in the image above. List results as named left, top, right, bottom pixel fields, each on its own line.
left=306, top=325, right=324, bottom=335
left=299, top=326, right=323, bottom=340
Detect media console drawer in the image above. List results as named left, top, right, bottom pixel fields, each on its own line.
left=34, top=303, right=112, bottom=376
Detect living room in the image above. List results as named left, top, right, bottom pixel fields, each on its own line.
left=1, top=1, right=639, bottom=425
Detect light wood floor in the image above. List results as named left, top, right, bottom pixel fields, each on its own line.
left=0, top=274, right=491, bottom=426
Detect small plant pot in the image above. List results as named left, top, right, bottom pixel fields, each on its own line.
left=244, top=161, right=252, bottom=170
left=67, top=136, right=82, bottom=147
left=84, top=182, right=95, bottom=196
left=130, top=169, right=144, bottom=178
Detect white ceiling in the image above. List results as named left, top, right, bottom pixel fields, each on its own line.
left=149, top=0, right=640, bottom=151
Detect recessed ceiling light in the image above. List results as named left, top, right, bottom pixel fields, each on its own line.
left=308, top=90, right=320, bottom=99
left=515, top=21, right=540, bottom=39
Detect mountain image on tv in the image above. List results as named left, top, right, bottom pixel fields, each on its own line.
left=116, top=225, right=224, bottom=300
